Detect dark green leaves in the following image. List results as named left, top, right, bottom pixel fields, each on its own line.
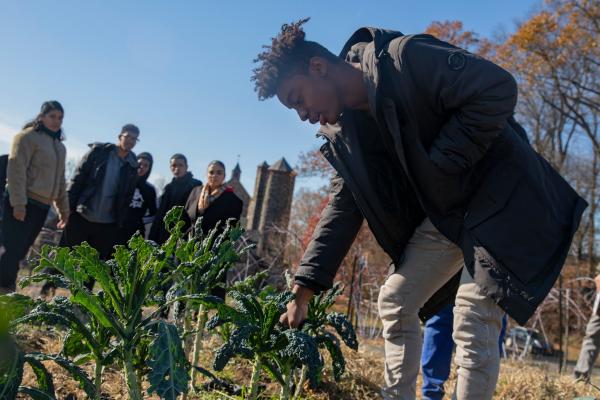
left=18, top=386, right=56, bottom=400
left=146, top=322, right=190, bottom=400
left=318, top=333, right=345, bottom=381
left=325, top=313, right=358, bottom=350
left=281, top=330, right=323, bottom=386
left=23, top=354, right=55, bottom=396
left=213, top=325, right=256, bottom=371
left=0, top=294, right=34, bottom=335
left=26, top=353, right=95, bottom=399
left=0, top=338, right=24, bottom=400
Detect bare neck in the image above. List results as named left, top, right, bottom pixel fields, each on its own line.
left=117, top=146, right=129, bottom=159
left=335, top=62, right=370, bottom=112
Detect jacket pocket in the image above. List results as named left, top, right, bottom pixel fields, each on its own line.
left=464, top=164, right=521, bottom=230
left=464, top=163, right=565, bottom=285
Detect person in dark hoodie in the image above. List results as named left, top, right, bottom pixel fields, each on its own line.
left=252, top=20, right=587, bottom=399
left=149, top=153, right=202, bottom=244
left=0, top=153, right=9, bottom=249
left=118, top=152, right=157, bottom=242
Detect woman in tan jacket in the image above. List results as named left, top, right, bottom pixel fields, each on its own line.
left=0, top=101, right=69, bottom=293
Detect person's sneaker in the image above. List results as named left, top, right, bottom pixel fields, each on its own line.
left=574, top=371, right=591, bottom=384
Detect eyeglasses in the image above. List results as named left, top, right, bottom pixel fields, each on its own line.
left=120, top=134, right=140, bottom=142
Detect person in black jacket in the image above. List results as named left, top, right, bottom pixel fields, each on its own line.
left=60, top=124, right=139, bottom=259
left=149, top=153, right=202, bottom=244
left=41, top=124, right=139, bottom=296
left=0, top=154, right=8, bottom=248
left=118, top=152, right=157, bottom=242
left=252, top=20, right=586, bottom=400
left=184, top=161, right=242, bottom=298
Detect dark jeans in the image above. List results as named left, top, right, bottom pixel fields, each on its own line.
left=0, top=196, right=49, bottom=289
left=116, top=225, right=144, bottom=246
left=60, top=212, right=119, bottom=260
left=51, top=212, right=120, bottom=290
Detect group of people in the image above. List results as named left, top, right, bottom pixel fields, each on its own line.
left=0, top=18, right=595, bottom=399
left=0, top=100, right=242, bottom=295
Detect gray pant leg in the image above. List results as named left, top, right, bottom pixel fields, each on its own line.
left=574, top=313, right=600, bottom=379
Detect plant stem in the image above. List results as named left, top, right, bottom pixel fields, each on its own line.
left=94, top=358, right=103, bottom=400
left=190, top=304, right=207, bottom=393
left=293, top=364, right=308, bottom=400
left=248, top=355, right=262, bottom=400
left=123, top=349, right=142, bottom=400
left=183, top=308, right=193, bottom=357
left=280, top=364, right=292, bottom=400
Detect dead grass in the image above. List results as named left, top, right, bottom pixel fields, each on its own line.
left=15, top=327, right=600, bottom=400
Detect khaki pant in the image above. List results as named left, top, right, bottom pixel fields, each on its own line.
left=574, top=312, right=600, bottom=381
left=377, top=218, right=504, bottom=399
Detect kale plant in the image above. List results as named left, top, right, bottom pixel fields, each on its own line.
left=0, top=293, right=95, bottom=400
left=163, top=211, right=252, bottom=393
left=294, top=282, right=359, bottom=398
left=17, top=208, right=220, bottom=400
left=206, top=287, right=323, bottom=400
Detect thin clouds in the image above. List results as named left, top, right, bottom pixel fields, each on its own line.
left=0, top=117, right=88, bottom=160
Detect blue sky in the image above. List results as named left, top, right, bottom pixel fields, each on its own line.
left=0, top=0, right=540, bottom=193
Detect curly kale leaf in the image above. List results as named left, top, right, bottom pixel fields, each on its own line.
left=326, top=312, right=358, bottom=350
left=26, top=353, right=95, bottom=399
left=213, top=325, right=256, bottom=371
left=281, top=330, right=323, bottom=387
left=317, top=333, right=345, bottom=381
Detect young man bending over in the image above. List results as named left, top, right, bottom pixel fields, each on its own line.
left=252, top=19, right=586, bottom=399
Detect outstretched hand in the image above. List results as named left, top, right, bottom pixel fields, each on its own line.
left=280, top=284, right=314, bottom=329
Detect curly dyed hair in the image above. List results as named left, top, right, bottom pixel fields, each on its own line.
left=252, top=18, right=339, bottom=100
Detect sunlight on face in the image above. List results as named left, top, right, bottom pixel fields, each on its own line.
left=119, top=132, right=139, bottom=152
left=40, top=110, right=64, bottom=132
left=207, top=163, right=225, bottom=188
left=170, top=158, right=188, bottom=178
left=138, top=158, right=151, bottom=177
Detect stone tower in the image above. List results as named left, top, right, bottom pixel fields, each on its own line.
left=246, top=161, right=270, bottom=231
left=245, top=158, right=296, bottom=286
left=257, top=158, right=296, bottom=270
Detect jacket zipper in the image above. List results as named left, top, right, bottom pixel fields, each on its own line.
left=51, top=138, right=61, bottom=201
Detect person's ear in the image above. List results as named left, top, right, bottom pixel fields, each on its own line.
left=308, top=57, right=328, bottom=78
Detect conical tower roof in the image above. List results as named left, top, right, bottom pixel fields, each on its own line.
left=268, top=157, right=293, bottom=172
left=231, top=162, right=241, bottom=181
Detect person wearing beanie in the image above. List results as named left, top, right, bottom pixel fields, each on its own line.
left=0, top=101, right=69, bottom=293
left=149, top=153, right=202, bottom=244
left=118, top=152, right=157, bottom=241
